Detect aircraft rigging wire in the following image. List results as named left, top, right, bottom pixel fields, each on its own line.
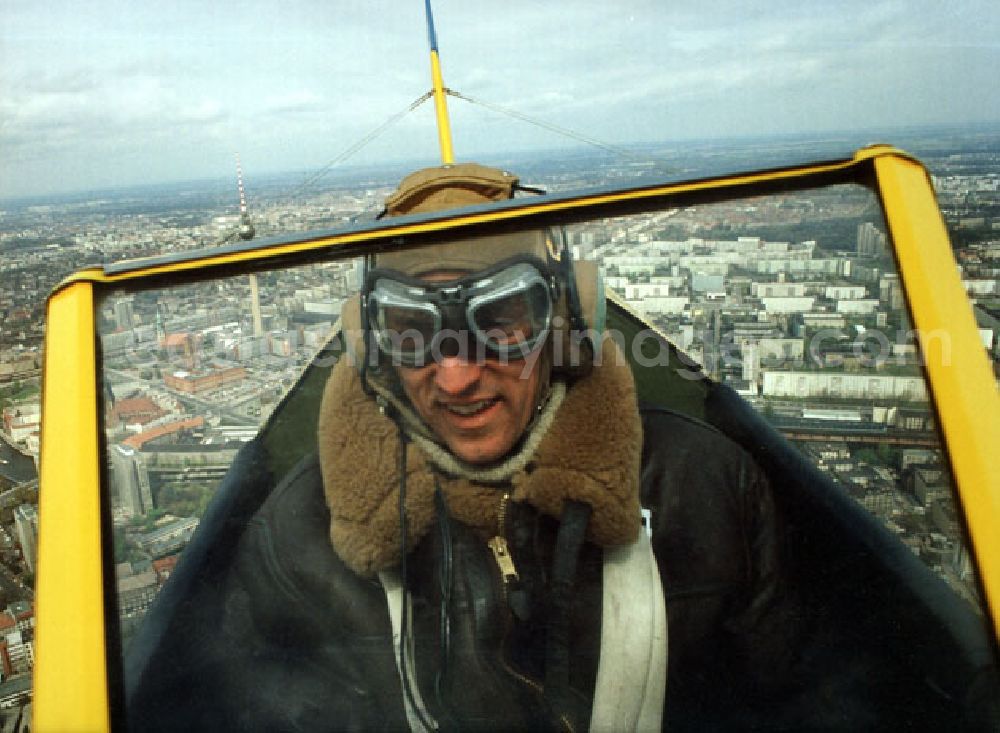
left=215, top=87, right=671, bottom=245
left=282, top=90, right=435, bottom=201
left=213, top=91, right=433, bottom=245
left=444, top=88, right=647, bottom=163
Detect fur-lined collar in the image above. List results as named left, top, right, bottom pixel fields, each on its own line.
left=317, top=339, right=643, bottom=577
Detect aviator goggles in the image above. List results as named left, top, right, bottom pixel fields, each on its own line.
left=365, top=258, right=557, bottom=367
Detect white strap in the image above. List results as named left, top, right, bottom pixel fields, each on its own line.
left=379, top=570, right=438, bottom=732
left=380, top=535, right=668, bottom=733
left=590, top=530, right=668, bottom=732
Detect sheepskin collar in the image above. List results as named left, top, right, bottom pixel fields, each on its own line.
left=317, top=339, right=643, bottom=577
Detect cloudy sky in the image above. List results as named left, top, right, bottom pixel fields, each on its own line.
left=2, top=0, right=999, bottom=198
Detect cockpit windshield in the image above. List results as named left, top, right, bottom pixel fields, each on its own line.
left=94, top=174, right=999, bottom=730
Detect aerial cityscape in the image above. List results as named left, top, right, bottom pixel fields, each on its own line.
left=1, top=127, right=999, bottom=719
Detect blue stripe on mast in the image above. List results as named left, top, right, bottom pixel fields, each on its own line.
left=424, top=0, right=439, bottom=52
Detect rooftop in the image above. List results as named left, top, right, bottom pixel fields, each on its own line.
left=122, top=416, right=204, bottom=449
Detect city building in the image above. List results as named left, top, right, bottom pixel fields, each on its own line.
left=110, top=445, right=154, bottom=518
left=12, top=507, right=37, bottom=574
left=113, top=298, right=135, bottom=331
left=163, top=364, right=246, bottom=394
left=138, top=517, right=199, bottom=558
left=1, top=407, right=39, bottom=445
left=857, top=222, right=888, bottom=258
left=762, top=371, right=928, bottom=401
left=117, top=570, right=159, bottom=619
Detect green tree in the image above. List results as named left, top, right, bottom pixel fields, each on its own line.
left=856, top=448, right=879, bottom=464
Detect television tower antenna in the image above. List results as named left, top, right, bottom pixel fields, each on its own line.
left=235, top=153, right=255, bottom=241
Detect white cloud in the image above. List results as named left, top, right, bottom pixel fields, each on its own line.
left=1, top=0, right=999, bottom=197
left=260, top=90, right=325, bottom=115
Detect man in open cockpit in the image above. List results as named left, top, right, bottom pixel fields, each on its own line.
left=125, top=163, right=860, bottom=733
left=204, top=163, right=794, bottom=731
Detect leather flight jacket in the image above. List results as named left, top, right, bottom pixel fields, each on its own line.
left=126, top=406, right=792, bottom=731
left=125, top=402, right=1000, bottom=731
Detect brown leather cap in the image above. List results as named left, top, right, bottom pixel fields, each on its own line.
left=383, top=162, right=518, bottom=216
left=376, top=162, right=538, bottom=275
left=373, top=229, right=550, bottom=277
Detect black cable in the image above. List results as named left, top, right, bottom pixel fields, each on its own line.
left=359, top=253, right=376, bottom=396
left=552, top=225, right=594, bottom=370
left=432, top=479, right=457, bottom=729
left=545, top=500, right=592, bottom=727
left=556, top=229, right=589, bottom=335
left=513, top=183, right=548, bottom=196
left=397, top=431, right=437, bottom=732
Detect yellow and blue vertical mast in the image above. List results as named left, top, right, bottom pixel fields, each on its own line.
left=425, top=0, right=455, bottom=164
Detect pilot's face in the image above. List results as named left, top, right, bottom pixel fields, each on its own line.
left=395, top=271, right=545, bottom=465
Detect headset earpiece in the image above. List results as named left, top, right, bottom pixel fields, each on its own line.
left=545, top=227, right=605, bottom=376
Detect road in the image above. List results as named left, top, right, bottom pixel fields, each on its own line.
left=0, top=435, right=36, bottom=486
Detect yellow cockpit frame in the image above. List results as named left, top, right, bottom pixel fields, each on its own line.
left=34, top=146, right=1000, bottom=731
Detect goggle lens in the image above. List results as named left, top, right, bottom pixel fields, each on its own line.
left=377, top=304, right=439, bottom=361
left=368, top=260, right=554, bottom=366
left=471, top=282, right=550, bottom=352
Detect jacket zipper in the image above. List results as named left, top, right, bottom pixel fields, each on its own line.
left=488, top=492, right=538, bottom=688
left=487, top=493, right=575, bottom=733
left=488, top=491, right=519, bottom=600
